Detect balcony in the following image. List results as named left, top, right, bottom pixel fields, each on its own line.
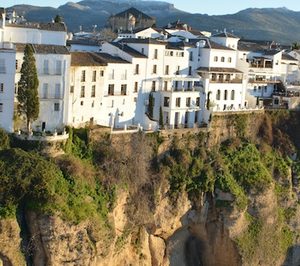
left=210, top=78, right=243, bottom=84
left=248, top=78, right=280, bottom=84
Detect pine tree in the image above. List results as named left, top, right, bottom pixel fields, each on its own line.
left=17, top=44, right=39, bottom=133
left=54, top=15, right=63, bottom=23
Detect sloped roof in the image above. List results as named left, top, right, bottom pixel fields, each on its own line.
left=212, top=32, right=239, bottom=39
left=110, top=42, right=147, bottom=58
left=111, top=7, right=154, bottom=21
left=71, top=52, right=107, bottom=66
left=6, top=22, right=67, bottom=32
left=282, top=53, right=298, bottom=61
left=117, top=38, right=166, bottom=45
left=198, top=38, right=235, bottom=51
left=94, top=53, right=130, bottom=64
left=16, top=43, right=69, bottom=54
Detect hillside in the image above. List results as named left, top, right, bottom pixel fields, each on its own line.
left=1, top=110, right=300, bottom=265
left=7, top=0, right=300, bottom=43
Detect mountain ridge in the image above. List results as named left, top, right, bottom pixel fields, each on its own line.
left=7, top=1, right=300, bottom=43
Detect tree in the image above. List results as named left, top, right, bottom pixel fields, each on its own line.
left=292, top=42, right=300, bottom=50
left=17, top=44, right=39, bottom=132
left=54, top=15, right=63, bottom=23
left=159, top=106, right=164, bottom=129
left=148, top=93, right=154, bottom=118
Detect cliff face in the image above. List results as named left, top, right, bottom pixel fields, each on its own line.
left=1, top=110, right=300, bottom=266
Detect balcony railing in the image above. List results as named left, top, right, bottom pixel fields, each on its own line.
left=248, top=78, right=280, bottom=83
left=162, top=86, right=201, bottom=93
left=210, top=78, right=243, bottom=84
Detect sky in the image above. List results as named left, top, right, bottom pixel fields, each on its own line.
left=2, top=0, right=300, bottom=15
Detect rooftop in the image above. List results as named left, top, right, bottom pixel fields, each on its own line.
left=16, top=43, right=69, bottom=54
left=6, top=22, right=67, bottom=32
left=111, top=7, right=154, bottom=21
left=117, top=38, right=166, bottom=46
left=212, top=32, right=240, bottom=39
left=71, top=52, right=107, bottom=66
left=110, top=42, right=148, bottom=58
left=282, top=53, right=298, bottom=61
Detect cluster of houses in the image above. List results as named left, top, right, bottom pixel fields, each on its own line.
left=0, top=7, right=300, bottom=134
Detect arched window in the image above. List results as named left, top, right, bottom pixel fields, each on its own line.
left=214, top=56, right=218, bottom=62
left=221, top=57, right=225, bottom=62
left=231, top=90, right=235, bottom=100
left=228, top=57, right=232, bottom=63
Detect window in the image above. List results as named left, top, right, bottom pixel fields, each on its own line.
left=108, top=84, right=114, bottom=95
left=154, top=49, right=158, bottom=59
left=176, top=66, right=180, bottom=75
left=54, top=103, right=60, bottom=111
left=134, top=82, right=138, bottom=93
left=121, top=84, right=127, bottom=95
left=186, top=97, right=191, bottom=107
left=15, top=60, right=19, bottom=70
left=70, top=86, right=74, bottom=93
left=55, top=60, right=62, bottom=75
left=216, top=90, right=221, bottom=100
left=224, top=90, right=228, bottom=100
left=135, top=64, right=139, bottom=74
left=0, top=59, right=5, bottom=74
left=221, top=57, right=225, bottom=62
left=100, top=70, right=104, bottom=77
left=164, top=97, right=170, bottom=107
left=0, top=103, right=3, bottom=112
left=214, top=56, right=218, bottom=62
left=189, top=51, right=193, bottom=61
left=92, top=70, right=97, bottom=82
left=0, top=83, right=3, bottom=93
left=92, top=101, right=94, bottom=108
left=228, top=57, right=232, bottom=63
left=164, top=81, right=168, bottom=91
left=212, top=73, right=217, bottom=81
left=175, top=97, right=181, bottom=107
left=43, top=60, right=49, bottom=74
left=187, top=81, right=192, bottom=90
left=55, top=84, right=61, bottom=99
left=188, top=66, right=192, bottom=76
left=42, top=83, right=48, bottom=99
left=174, top=81, right=179, bottom=90
left=254, top=86, right=257, bottom=92
left=231, top=90, right=235, bottom=100
left=153, top=65, right=157, bottom=74
left=264, top=86, right=267, bottom=92
left=196, top=97, right=200, bottom=106
left=91, top=85, right=96, bottom=97
left=165, top=65, right=169, bottom=75
left=80, top=86, right=85, bottom=98
left=81, top=70, right=86, bottom=82
left=151, top=81, right=156, bottom=92
left=80, top=101, right=84, bottom=106
left=134, top=97, right=137, bottom=103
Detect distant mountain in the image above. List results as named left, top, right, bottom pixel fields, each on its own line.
left=7, top=0, right=300, bottom=43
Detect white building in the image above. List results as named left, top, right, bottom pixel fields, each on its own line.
left=69, top=52, right=135, bottom=128
left=0, top=42, right=16, bottom=132
left=0, top=8, right=70, bottom=132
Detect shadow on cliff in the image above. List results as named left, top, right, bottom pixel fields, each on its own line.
left=282, top=245, right=300, bottom=266
left=185, top=235, right=204, bottom=266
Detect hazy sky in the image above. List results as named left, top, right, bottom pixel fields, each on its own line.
left=3, top=0, right=300, bottom=15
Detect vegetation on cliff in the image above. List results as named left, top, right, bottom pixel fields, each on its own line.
left=0, top=110, right=300, bottom=264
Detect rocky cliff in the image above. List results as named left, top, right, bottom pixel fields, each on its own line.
left=1, top=110, right=300, bottom=266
